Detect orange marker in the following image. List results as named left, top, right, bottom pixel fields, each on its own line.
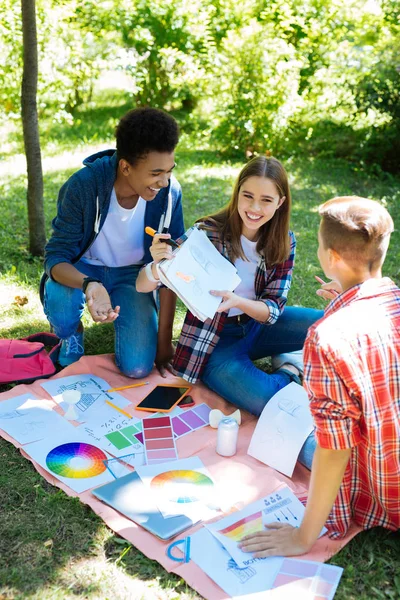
left=145, top=226, right=180, bottom=249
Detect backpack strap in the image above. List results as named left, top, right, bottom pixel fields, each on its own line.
left=22, top=332, right=61, bottom=365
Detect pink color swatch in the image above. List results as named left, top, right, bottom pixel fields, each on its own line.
left=171, top=404, right=211, bottom=438
left=272, top=558, right=343, bottom=599
left=142, top=415, right=178, bottom=465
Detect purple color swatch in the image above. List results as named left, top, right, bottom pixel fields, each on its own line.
left=180, top=410, right=205, bottom=429
left=172, top=417, right=191, bottom=437
left=192, top=403, right=211, bottom=422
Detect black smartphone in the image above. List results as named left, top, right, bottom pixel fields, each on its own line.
left=178, top=395, right=195, bottom=408
left=135, top=385, right=192, bottom=413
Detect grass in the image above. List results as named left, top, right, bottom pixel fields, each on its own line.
left=1, top=92, right=400, bottom=599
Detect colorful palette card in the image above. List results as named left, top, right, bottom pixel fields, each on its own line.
left=0, top=394, right=76, bottom=444
left=171, top=403, right=211, bottom=438
left=190, top=527, right=343, bottom=600
left=136, top=456, right=219, bottom=522
left=82, top=413, right=144, bottom=458
left=206, top=486, right=327, bottom=568
left=142, top=415, right=178, bottom=465
left=24, top=429, right=129, bottom=493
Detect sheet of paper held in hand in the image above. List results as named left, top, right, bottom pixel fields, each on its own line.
left=247, top=382, right=314, bottom=477
left=157, top=227, right=241, bottom=321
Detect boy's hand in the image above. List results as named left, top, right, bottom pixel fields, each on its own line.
left=155, top=339, right=176, bottom=378
left=210, top=290, right=241, bottom=313
left=239, top=523, right=311, bottom=558
left=85, top=283, right=120, bottom=323
left=150, top=233, right=174, bottom=264
left=315, top=277, right=342, bottom=301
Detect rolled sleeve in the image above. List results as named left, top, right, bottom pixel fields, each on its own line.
left=304, top=331, right=363, bottom=450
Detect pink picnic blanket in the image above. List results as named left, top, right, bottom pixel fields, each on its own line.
left=0, top=354, right=360, bottom=599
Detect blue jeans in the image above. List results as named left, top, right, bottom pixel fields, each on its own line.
left=202, top=306, right=323, bottom=470
left=43, top=261, right=158, bottom=378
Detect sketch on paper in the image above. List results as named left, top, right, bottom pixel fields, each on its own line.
left=189, top=244, right=216, bottom=275
left=227, top=559, right=256, bottom=584
left=247, top=382, right=314, bottom=477
left=0, top=410, right=23, bottom=420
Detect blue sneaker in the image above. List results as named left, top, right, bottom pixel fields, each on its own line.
left=58, top=330, right=84, bottom=367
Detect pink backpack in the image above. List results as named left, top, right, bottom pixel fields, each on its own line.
left=0, top=333, right=61, bottom=384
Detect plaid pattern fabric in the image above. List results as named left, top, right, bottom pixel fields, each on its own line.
left=303, top=277, right=400, bottom=539
left=173, top=224, right=296, bottom=383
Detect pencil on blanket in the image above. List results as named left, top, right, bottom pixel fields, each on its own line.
left=107, top=381, right=150, bottom=392
left=105, top=400, right=133, bottom=419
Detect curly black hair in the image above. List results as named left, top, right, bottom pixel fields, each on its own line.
left=115, top=107, right=179, bottom=165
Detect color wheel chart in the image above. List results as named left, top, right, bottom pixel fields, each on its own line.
left=46, top=442, right=107, bottom=478
left=218, top=511, right=263, bottom=541
left=150, top=469, right=214, bottom=503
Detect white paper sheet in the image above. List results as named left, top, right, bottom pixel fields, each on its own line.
left=206, top=486, right=327, bottom=568
left=0, top=394, right=75, bottom=444
left=158, top=227, right=241, bottom=321
left=190, top=527, right=343, bottom=600
left=82, top=412, right=144, bottom=458
left=190, top=527, right=281, bottom=599
left=24, top=428, right=127, bottom=493
left=41, top=374, right=131, bottom=423
left=136, top=456, right=218, bottom=522
left=247, top=382, right=314, bottom=477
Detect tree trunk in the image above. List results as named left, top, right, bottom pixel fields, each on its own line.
left=21, top=0, right=46, bottom=256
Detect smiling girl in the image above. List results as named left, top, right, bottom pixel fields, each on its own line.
left=137, top=156, right=322, bottom=468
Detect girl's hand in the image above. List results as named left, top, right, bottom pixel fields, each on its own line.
left=150, top=233, right=174, bottom=264
left=238, top=523, right=311, bottom=558
left=210, top=290, right=241, bottom=313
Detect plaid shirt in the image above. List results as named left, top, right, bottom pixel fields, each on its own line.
left=303, top=277, right=400, bottom=538
left=173, top=224, right=296, bottom=383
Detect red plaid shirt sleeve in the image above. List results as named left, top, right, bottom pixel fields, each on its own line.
left=303, top=330, right=363, bottom=450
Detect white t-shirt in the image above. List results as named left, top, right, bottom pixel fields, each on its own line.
left=229, top=235, right=260, bottom=316
left=82, top=188, right=146, bottom=267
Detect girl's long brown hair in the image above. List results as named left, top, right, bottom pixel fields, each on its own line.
left=198, top=156, right=291, bottom=265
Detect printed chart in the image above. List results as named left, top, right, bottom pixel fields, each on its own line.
left=46, top=442, right=107, bottom=478
left=150, top=469, right=214, bottom=503
left=218, top=511, right=263, bottom=541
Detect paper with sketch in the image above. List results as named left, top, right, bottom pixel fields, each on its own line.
left=247, top=382, right=314, bottom=477
left=136, top=456, right=218, bottom=522
left=190, top=526, right=281, bottom=599
left=157, top=227, right=241, bottom=321
left=0, top=394, right=75, bottom=444
left=190, top=527, right=342, bottom=600
left=82, top=411, right=145, bottom=459
left=41, top=374, right=131, bottom=423
left=24, top=428, right=129, bottom=493
left=205, top=486, right=327, bottom=568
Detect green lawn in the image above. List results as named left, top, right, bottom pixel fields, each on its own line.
left=1, top=97, right=400, bottom=599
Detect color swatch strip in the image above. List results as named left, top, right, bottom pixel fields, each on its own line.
left=142, top=415, right=178, bottom=465
left=171, top=404, right=211, bottom=438
left=272, top=559, right=343, bottom=599
left=105, top=422, right=143, bottom=450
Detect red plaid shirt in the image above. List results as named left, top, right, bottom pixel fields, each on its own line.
left=304, top=277, right=400, bottom=538
left=173, top=224, right=296, bottom=383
